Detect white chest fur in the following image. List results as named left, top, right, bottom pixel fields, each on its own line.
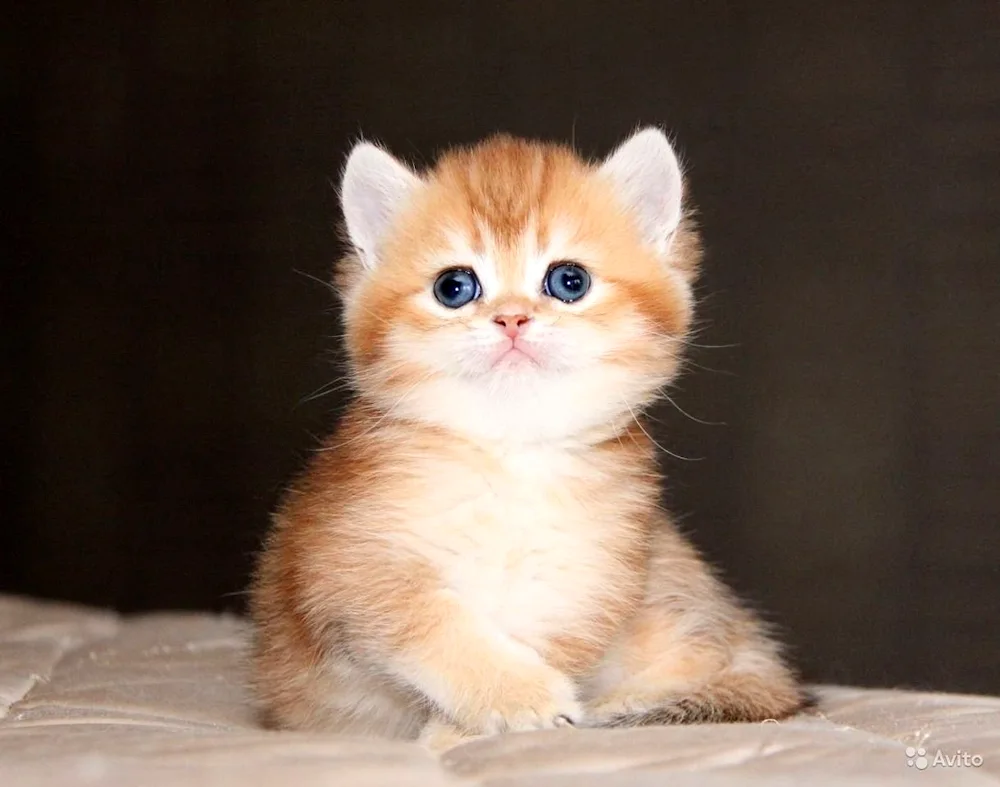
left=396, top=443, right=619, bottom=644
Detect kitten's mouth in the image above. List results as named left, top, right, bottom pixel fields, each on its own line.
left=491, top=341, right=540, bottom=368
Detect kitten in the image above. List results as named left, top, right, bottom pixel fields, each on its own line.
left=249, top=128, right=805, bottom=750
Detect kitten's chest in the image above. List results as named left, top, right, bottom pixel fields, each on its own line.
left=406, top=446, right=631, bottom=639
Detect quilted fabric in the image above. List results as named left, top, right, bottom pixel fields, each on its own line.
left=1, top=594, right=997, bottom=786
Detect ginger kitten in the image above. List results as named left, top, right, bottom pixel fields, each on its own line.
left=249, top=128, right=805, bottom=749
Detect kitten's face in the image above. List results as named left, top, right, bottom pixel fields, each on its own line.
left=337, top=131, right=700, bottom=443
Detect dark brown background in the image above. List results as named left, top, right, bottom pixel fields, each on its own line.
left=4, top=2, right=998, bottom=694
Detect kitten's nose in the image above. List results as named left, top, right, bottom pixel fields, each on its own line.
left=493, top=313, right=532, bottom=338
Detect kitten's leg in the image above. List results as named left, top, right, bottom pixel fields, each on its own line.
left=255, top=534, right=581, bottom=737
left=584, top=524, right=805, bottom=727
left=251, top=611, right=429, bottom=737
left=368, top=588, right=582, bottom=735
left=290, top=543, right=584, bottom=738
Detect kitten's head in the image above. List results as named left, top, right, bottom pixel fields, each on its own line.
left=335, top=128, right=701, bottom=443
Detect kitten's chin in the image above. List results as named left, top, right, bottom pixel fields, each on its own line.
left=374, top=368, right=661, bottom=445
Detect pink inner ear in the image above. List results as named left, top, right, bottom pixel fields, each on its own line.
left=600, top=129, right=684, bottom=248
left=341, top=142, right=420, bottom=266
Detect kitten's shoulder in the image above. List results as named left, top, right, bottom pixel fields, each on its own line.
left=284, top=401, right=454, bottom=502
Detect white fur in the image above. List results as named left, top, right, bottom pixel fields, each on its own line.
left=600, top=127, right=684, bottom=254
left=387, top=359, right=655, bottom=444
left=341, top=142, right=422, bottom=269
left=386, top=444, right=629, bottom=646
left=374, top=217, right=684, bottom=444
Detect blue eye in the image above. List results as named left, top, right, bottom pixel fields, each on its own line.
left=544, top=262, right=591, bottom=303
left=433, top=268, right=481, bottom=309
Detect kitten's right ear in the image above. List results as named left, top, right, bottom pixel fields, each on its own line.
left=340, top=142, right=421, bottom=269
left=600, top=127, right=684, bottom=255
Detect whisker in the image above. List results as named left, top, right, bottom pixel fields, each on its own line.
left=621, top=397, right=703, bottom=462
left=293, top=267, right=337, bottom=295
left=660, top=393, right=726, bottom=426
left=648, top=328, right=739, bottom=351
left=681, top=358, right=738, bottom=377
left=610, top=417, right=627, bottom=450
left=683, top=340, right=740, bottom=350
left=355, top=301, right=398, bottom=329
left=298, top=376, right=355, bottom=405
left=293, top=267, right=399, bottom=331
left=319, top=369, right=437, bottom=451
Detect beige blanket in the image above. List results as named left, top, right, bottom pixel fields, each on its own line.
left=0, top=595, right=996, bottom=786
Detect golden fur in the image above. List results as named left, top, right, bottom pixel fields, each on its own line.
left=249, top=130, right=804, bottom=749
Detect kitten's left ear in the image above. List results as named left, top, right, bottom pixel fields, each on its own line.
left=340, top=141, right=422, bottom=269
left=600, top=127, right=684, bottom=253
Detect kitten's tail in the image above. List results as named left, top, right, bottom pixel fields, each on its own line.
left=593, top=672, right=814, bottom=728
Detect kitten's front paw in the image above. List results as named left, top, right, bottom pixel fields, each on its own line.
left=456, top=664, right=583, bottom=736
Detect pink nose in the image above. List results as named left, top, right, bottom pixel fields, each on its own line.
left=493, top=313, right=531, bottom=338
